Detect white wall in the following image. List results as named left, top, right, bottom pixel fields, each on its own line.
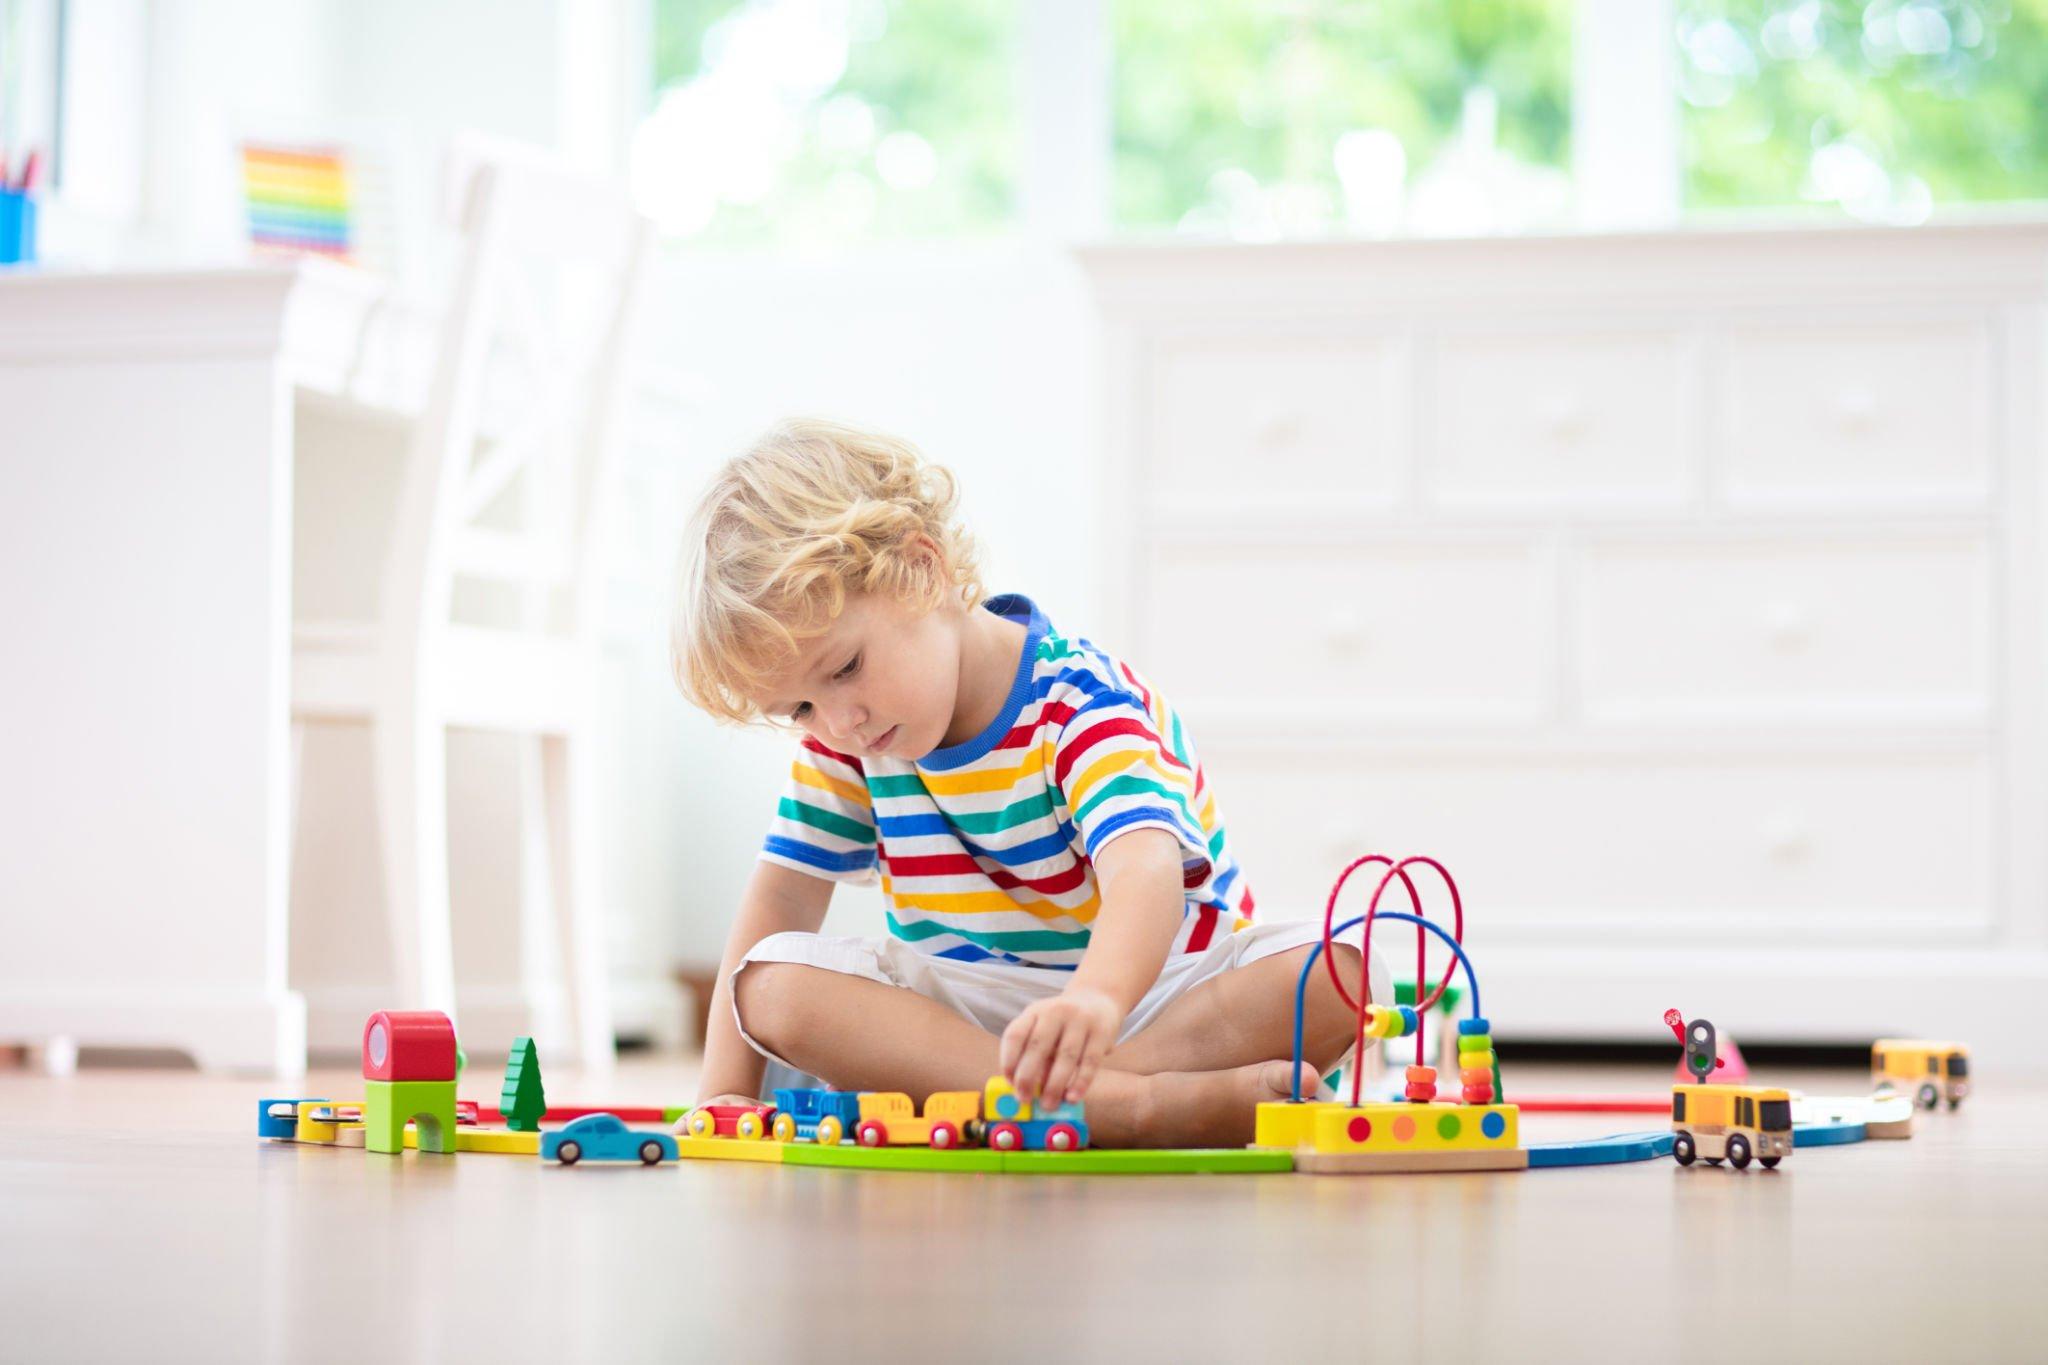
left=55, top=1, right=1105, bottom=1054
left=628, top=243, right=1100, bottom=967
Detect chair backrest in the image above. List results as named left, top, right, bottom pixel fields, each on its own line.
left=381, top=135, right=652, bottom=649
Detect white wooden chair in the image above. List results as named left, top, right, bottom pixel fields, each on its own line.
left=292, top=138, right=650, bottom=1069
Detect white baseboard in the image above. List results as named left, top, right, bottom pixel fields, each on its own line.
left=1483, top=946, right=2048, bottom=1074
left=0, top=987, right=307, bottom=1077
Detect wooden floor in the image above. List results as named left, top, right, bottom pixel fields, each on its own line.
left=3, top=1054, right=2043, bottom=1362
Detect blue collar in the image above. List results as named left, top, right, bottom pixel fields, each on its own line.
left=917, top=593, right=1049, bottom=772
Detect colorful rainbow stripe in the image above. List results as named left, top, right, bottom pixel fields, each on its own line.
left=762, top=593, right=1254, bottom=968
left=241, top=142, right=353, bottom=260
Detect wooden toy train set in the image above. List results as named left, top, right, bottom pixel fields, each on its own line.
left=259, top=854, right=1965, bottom=1177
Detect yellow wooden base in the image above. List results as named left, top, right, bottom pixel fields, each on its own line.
left=1294, top=1147, right=1529, bottom=1175
left=673, top=1136, right=787, bottom=1164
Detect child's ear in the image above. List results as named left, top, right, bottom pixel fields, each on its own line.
left=905, top=531, right=949, bottom=594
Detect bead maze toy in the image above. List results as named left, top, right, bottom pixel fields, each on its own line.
left=1253, top=854, right=1525, bottom=1174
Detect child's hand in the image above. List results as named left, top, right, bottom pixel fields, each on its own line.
left=1000, top=985, right=1124, bottom=1105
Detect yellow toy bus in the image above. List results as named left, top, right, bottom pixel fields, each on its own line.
left=1670, top=1083, right=1793, bottom=1170
left=1872, top=1040, right=1969, bottom=1111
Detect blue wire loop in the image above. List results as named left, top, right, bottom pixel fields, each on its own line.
left=1288, top=910, right=1485, bottom=1104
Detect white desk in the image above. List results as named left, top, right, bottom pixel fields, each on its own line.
left=0, top=261, right=393, bottom=1075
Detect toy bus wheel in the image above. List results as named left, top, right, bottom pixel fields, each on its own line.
left=685, top=1109, right=716, bottom=1140
left=556, top=1141, right=582, bottom=1166
left=989, top=1122, right=1024, bottom=1151
left=857, top=1121, right=887, bottom=1148
left=1918, top=1083, right=1939, bottom=1110
left=1673, top=1133, right=1696, bottom=1166
left=1948, top=1097, right=1961, bottom=1112
left=929, top=1122, right=960, bottom=1149
left=771, top=1113, right=797, bottom=1143
left=1760, top=1156, right=1781, bottom=1169
left=639, top=1140, right=665, bottom=1166
left=1045, top=1122, right=1082, bottom=1152
left=1727, top=1135, right=1753, bottom=1170
left=815, top=1116, right=844, bottom=1147
left=736, top=1112, right=768, bottom=1141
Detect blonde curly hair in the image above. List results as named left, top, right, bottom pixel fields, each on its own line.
left=671, top=418, right=986, bottom=725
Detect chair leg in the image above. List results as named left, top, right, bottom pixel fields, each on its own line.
left=371, top=699, right=458, bottom=1022
left=541, top=726, right=614, bottom=1070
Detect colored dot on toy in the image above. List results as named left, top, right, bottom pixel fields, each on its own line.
left=1482, top=1111, right=1506, bottom=1140
left=1437, top=1113, right=1461, bottom=1140
left=1347, top=1116, right=1372, bottom=1143
left=1392, top=1115, right=1416, bottom=1143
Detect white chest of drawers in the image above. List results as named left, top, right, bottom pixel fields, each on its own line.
left=1079, top=225, right=2048, bottom=1066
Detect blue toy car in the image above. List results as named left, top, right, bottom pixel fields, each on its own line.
left=770, top=1087, right=863, bottom=1144
left=541, top=1113, right=678, bottom=1166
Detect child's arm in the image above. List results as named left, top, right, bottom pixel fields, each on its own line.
left=999, top=827, right=1185, bottom=1104
left=692, top=858, right=837, bottom=1106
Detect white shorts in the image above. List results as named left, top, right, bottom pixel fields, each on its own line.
left=730, top=918, right=1390, bottom=1072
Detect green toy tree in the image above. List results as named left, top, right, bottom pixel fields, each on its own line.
left=500, top=1036, right=546, bottom=1132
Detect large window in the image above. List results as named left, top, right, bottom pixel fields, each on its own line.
left=1680, top=0, right=2048, bottom=220
left=1113, top=1, right=1574, bottom=237
left=636, top=0, right=2048, bottom=244
left=638, top=0, right=1016, bottom=244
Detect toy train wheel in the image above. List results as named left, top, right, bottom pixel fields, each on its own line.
left=1045, top=1123, right=1081, bottom=1152
left=771, top=1113, right=797, bottom=1143
left=929, top=1122, right=960, bottom=1149
left=857, top=1121, right=887, bottom=1148
left=816, top=1116, right=844, bottom=1147
left=685, top=1109, right=716, bottom=1140
left=556, top=1141, right=583, bottom=1166
left=1727, top=1135, right=1753, bottom=1170
left=1761, top=1156, right=1781, bottom=1169
left=639, top=1140, right=665, bottom=1166
left=736, top=1112, right=768, bottom=1141
left=1672, top=1132, right=1696, bottom=1166
left=989, top=1122, right=1024, bottom=1151
left=1918, top=1084, right=1939, bottom=1110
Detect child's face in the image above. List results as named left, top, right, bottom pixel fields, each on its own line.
left=753, top=590, right=963, bottom=762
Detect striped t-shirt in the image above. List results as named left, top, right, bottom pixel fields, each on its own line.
left=760, top=593, right=1255, bottom=969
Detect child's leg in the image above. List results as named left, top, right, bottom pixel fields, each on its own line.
left=1102, top=943, right=1368, bottom=1079
left=733, top=942, right=1366, bottom=1146
left=738, top=960, right=1320, bottom=1147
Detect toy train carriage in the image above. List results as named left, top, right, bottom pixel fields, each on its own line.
left=770, top=1088, right=863, bottom=1145
left=1872, top=1040, right=1970, bottom=1111
left=973, top=1076, right=1089, bottom=1152
left=1671, top=1084, right=1792, bottom=1170
left=853, top=1091, right=980, bottom=1148
left=682, top=1100, right=776, bottom=1141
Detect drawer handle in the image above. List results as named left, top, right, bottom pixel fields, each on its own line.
left=1259, top=415, right=1303, bottom=450
left=1542, top=396, right=1588, bottom=439
left=1837, top=389, right=1877, bottom=430
left=1324, top=608, right=1366, bottom=653
left=1763, top=814, right=1809, bottom=861
left=1762, top=600, right=1811, bottom=648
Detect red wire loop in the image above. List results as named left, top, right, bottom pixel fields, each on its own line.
left=1319, top=853, right=1467, bottom=1108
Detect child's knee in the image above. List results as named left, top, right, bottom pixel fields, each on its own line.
left=732, top=958, right=813, bottom=1056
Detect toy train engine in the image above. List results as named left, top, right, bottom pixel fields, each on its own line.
left=971, top=1076, right=1089, bottom=1152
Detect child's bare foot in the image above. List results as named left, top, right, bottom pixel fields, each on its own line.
left=1085, top=1060, right=1317, bottom=1148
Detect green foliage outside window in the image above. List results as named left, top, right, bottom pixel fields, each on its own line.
left=1681, top=0, right=2048, bottom=217
left=644, top=0, right=1015, bottom=244
left=1113, top=0, right=1573, bottom=233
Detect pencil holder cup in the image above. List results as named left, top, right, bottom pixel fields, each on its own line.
left=0, top=190, right=39, bottom=266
